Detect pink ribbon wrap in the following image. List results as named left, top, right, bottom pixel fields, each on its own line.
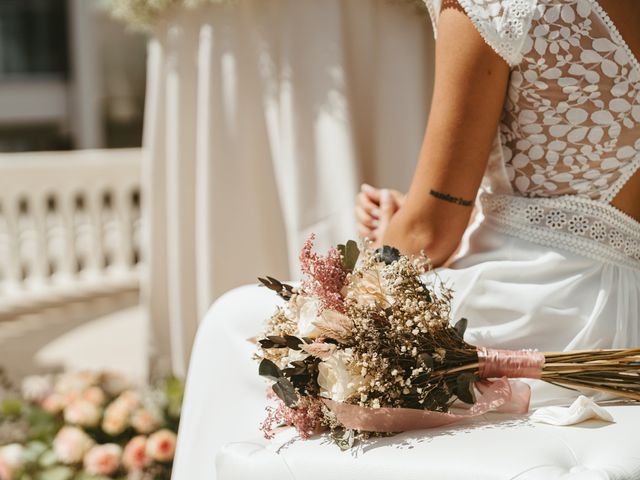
left=323, top=348, right=545, bottom=433
left=323, top=377, right=532, bottom=433
left=478, top=347, right=545, bottom=380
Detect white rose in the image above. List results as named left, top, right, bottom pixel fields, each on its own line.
left=21, top=375, right=52, bottom=403
left=64, top=400, right=102, bottom=428
left=131, top=408, right=162, bottom=434
left=296, top=298, right=322, bottom=338
left=102, top=402, right=130, bottom=436
left=0, top=444, right=25, bottom=480
left=317, top=349, right=364, bottom=403
left=341, top=264, right=393, bottom=308
left=53, top=426, right=94, bottom=464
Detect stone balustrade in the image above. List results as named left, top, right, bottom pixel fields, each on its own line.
left=0, top=148, right=142, bottom=320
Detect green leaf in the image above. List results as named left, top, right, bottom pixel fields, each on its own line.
left=266, top=336, right=288, bottom=346
left=257, top=277, right=295, bottom=300
left=38, top=449, right=58, bottom=468
left=454, top=317, right=468, bottom=339
left=416, top=353, right=434, bottom=370
left=337, top=240, right=360, bottom=272
left=456, top=372, right=477, bottom=404
left=164, top=376, right=185, bottom=419
left=258, top=339, right=275, bottom=348
left=258, top=359, right=283, bottom=382
left=37, top=466, right=74, bottom=480
left=0, top=398, right=23, bottom=416
left=272, top=377, right=298, bottom=407
left=23, top=441, right=48, bottom=464
left=283, top=335, right=303, bottom=350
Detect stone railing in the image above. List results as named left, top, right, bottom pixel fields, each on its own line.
left=0, top=149, right=142, bottom=320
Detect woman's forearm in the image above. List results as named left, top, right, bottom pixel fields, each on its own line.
left=382, top=207, right=461, bottom=267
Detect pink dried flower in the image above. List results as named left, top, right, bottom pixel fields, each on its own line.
left=260, top=397, right=325, bottom=440
left=299, top=234, right=347, bottom=313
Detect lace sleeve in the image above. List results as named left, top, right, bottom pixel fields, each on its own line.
left=422, top=0, right=538, bottom=67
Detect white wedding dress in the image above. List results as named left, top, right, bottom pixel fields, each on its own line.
left=172, top=0, right=640, bottom=478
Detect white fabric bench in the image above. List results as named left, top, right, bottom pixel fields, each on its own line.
left=217, top=405, right=640, bottom=480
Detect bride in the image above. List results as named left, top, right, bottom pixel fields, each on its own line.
left=173, top=0, right=640, bottom=478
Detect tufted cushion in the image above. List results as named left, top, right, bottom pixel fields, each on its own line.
left=217, top=405, right=640, bottom=480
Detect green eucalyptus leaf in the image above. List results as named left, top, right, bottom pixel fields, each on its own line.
left=416, top=353, right=434, bottom=370
left=456, top=372, right=477, bottom=404
left=272, top=377, right=298, bottom=407
left=257, top=277, right=295, bottom=300
left=338, top=240, right=360, bottom=272
left=258, top=359, right=283, bottom=382
left=454, top=317, right=468, bottom=339
left=283, top=335, right=303, bottom=350
left=266, top=335, right=287, bottom=346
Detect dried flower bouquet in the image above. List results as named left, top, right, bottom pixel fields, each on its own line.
left=256, top=236, right=640, bottom=448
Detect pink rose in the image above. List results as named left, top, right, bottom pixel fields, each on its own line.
left=55, top=372, right=97, bottom=396
left=100, top=372, right=129, bottom=396
left=145, top=429, right=177, bottom=462
left=64, top=400, right=102, bottom=428
left=116, top=391, right=141, bottom=410
left=131, top=409, right=161, bottom=435
left=102, top=403, right=130, bottom=436
left=53, top=426, right=94, bottom=464
left=42, top=393, right=66, bottom=414
left=83, top=386, right=106, bottom=406
left=0, top=444, right=25, bottom=480
left=83, top=444, right=122, bottom=476
left=122, top=436, right=149, bottom=471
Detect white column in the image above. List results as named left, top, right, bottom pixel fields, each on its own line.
left=67, top=0, right=105, bottom=149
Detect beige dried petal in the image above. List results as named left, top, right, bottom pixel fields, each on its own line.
left=301, top=342, right=337, bottom=359
left=314, top=309, right=354, bottom=344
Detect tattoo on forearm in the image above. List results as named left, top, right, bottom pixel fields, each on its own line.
left=429, top=190, right=473, bottom=207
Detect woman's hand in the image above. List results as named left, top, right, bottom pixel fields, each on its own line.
left=355, top=184, right=405, bottom=248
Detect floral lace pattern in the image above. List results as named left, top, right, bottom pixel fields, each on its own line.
left=481, top=193, right=640, bottom=268
left=424, top=0, right=640, bottom=203
left=423, top=0, right=537, bottom=66
left=500, top=0, right=640, bottom=202
left=423, top=0, right=640, bottom=268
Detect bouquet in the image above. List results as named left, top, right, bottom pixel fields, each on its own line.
left=0, top=370, right=183, bottom=480
left=256, top=235, right=640, bottom=448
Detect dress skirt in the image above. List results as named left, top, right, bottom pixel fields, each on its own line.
left=171, top=217, right=640, bottom=480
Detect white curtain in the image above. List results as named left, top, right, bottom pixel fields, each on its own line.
left=143, top=0, right=435, bottom=377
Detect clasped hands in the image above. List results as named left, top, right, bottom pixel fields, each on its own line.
left=355, top=184, right=405, bottom=248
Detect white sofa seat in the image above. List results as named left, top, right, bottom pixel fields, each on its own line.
left=217, top=405, right=640, bottom=480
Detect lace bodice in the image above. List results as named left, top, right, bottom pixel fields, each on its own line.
left=503, top=0, right=640, bottom=202
left=424, top=0, right=640, bottom=268
left=425, top=0, right=640, bottom=202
